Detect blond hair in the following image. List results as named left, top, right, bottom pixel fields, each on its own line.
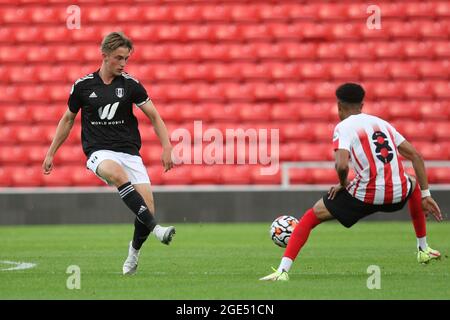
left=101, top=32, right=133, bottom=54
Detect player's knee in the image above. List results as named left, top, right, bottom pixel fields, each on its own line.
left=107, top=172, right=129, bottom=187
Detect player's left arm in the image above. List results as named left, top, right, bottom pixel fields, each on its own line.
left=328, top=149, right=351, bottom=199
left=139, top=100, right=173, bottom=172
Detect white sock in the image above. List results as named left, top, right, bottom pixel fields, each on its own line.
left=277, top=257, right=293, bottom=273
left=417, top=236, right=428, bottom=250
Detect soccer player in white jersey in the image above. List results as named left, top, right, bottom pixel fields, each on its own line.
left=42, top=32, right=176, bottom=275
left=261, top=83, right=443, bottom=281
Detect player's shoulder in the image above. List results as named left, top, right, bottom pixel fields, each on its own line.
left=70, top=72, right=96, bottom=93
left=120, top=72, right=141, bottom=84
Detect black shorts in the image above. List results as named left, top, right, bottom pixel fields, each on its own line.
left=323, top=184, right=413, bottom=228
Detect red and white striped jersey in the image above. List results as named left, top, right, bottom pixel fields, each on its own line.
left=332, top=113, right=411, bottom=205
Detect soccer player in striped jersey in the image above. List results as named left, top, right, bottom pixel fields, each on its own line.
left=42, top=32, right=175, bottom=275
left=261, top=83, right=443, bottom=281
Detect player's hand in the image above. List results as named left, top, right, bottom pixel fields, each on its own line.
left=422, top=197, right=443, bottom=222
left=162, top=146, right=173, bottom=172
left=42, top=155, right=54, bottom=175
left=328, top=183, right=345, bottom=200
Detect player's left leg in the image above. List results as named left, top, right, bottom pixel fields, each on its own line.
left=406, top=175, right=441, bottom=263
left=133, top=183, right=175, bottom=246
left=260, top=199, right=335, bottom=281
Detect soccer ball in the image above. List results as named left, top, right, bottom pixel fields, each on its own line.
left=270, top=215, right=298, bottom=248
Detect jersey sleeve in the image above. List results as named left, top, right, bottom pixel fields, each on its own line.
left=132, top=81, right=150, bottom=107
left=333, top=124, right=352, bottom=152
left=67, top=82, right=82, bottom=113
left=388, top=123, right=406, bottom=146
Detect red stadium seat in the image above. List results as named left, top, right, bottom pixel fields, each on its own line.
left=14, top=26, right=43, bottom=43
left=231, top=5, right=259, bottom=22
left=279, top=143, right=299, bottom=161
left=418, top=61, right=450, bottom=79
left=201, top=5, right=232, bottom=22
left=258, top=4, right=290, bottom=21
left=393, top=121, right=434, bottom=142
left=389, top=101, right=421, bottom=120
left=403, top=82, right=432, bottom=99
left=299, top=63, right=329, bottom=80
left=280, top=123, right=314, bottom=141
left=2, top=7, right=31, bottom=24
left=414, top=142, right=448, bottom=160
left=161, top=165, right=193, bottom=185
left=252, top=83, right=284, bottom=102
left=314, top=82, right=339, bottom=100
left=27, top=145, right=48, bottom=164
left=172, top=5, right=203, bottom=22
left=289, top=168, right=313, bottom=184
left=372, top=82, right=405, bottom=99
left=209, top=103, right=240, bottom=121
left=318, top=4, right=348, bottom=20
left=0, top=167, right=13, bottom=187
left=9, top=66, right=38, bottom=83
left=11, top=166, right=43, bottom=187
left=42, top=26, right=70, bottom=42
left=406, top=3, right=437, bottom=18
left=238, top=103, right=270, bottom=122
left=281, top=42, right=316, bottom=61
left=317, top=43, right=346, bottom=60
left=71, top=166, right=103, bottom=186
left=212, top=63, right=239, bottom=81
left=168, top=44, right=200, bottom=62
left=191, top=165, right=221, bottom=184
left=227, top=43, right=258, bottom=61
left=429, top=168, right=450, bottom=184
left=147, top=166, right=163, bottom=185
left=386, top=21, right=421, bottom=39
left=42, top=166, right=74, bottom=187
left=113, top=6, right=143, bottom=22
left=286, top=4, right=319, bottom=20
left=31, top=7, right=62, bottom=24
left=26, top=46, right=56, bottom=63
left=16, top=125, right=49, bottom=144
left=0, top=146, right=28, bottom=165
left=224, top=83, right=255, bottom=102
left=298, top=103, right=332, bottom=121
left=140, top=144, right=163, bottom=165
left=389, top=62, right=420, bottom=80
left=403, top=41, right=434, bottom=59
left=185, top=25, right=214, bottom=42
left=311, top=168, right=338, bottom=184
left=141, top=6, right=173, bottom=22
left=268, top=23, right=303, bottom=40
left=251, top=166, right=281, bottom=185
left=420, top=102, right=449, bottom=120
left=375, top=42, right=405, bottom=59
left=434, top=41, right=450, bottom=57
left=360, top=62, right=390, bottom=80
left=53, top=145, right=85, bottom=165
left=345, top=42, right=377, bottom=60
left=0, top=126, right=18, bottom=145
left=220, top=165, right=252, bottom=184
left=329, top=62, right=360, bottom=81
left=36, top=65, right=69, bottom=83
left=433, top=122, right=450, bottom=141
left=331, top=23, right=361, bottom=40
left=296, top=143, right=333, bottom=161
left=3, top=106, right=33, bottom=124
left=271, top=103, right=300, bottom=121
left=420, top=21, right=448, bottom=39
left=312, top=123, right=335, bottom=142
left=199, top=44, right=230, bottom=61
left=433, top=81, right=450, bottom=99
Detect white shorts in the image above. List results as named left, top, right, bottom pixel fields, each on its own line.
left=86, top=150, right=150, bottom=185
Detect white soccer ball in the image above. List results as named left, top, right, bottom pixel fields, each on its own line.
left=270, top=215, right=298, bottom=248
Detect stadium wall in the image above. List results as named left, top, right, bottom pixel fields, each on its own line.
left=1, top=187, right=449, bottom=225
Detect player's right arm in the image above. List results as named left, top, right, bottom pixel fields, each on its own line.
left=398, top=140, right=443, bottom=221
left=42, top=109, right=77, bottom=175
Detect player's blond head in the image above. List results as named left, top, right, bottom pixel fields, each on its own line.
left=101, top=32, right=133, bottom=55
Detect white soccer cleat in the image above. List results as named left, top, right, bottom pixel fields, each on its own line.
left=122, top=241, right=139, bottom=275
left=154, top=225, right=176, bottom=245
left=259, top=267, right=289, bottom=281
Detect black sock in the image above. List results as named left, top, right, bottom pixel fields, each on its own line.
left=118, top=182, right=157, bottom=232
left=132, top=217, right=151, bottom=250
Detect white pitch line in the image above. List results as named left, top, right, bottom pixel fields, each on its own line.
left=0, top=260, right=37, bottom=271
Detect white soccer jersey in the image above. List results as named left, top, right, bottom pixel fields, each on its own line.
left=332, top=113, right=411, bottom=205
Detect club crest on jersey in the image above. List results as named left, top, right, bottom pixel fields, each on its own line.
left=115, top=88, right=124, bottom=98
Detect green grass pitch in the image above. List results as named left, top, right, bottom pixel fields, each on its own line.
left=0, top=221, right=449, bottom=299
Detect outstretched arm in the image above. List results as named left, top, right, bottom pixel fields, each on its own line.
left=398, top=140, right=443, bottom=221
left=139, top=100, right=173, bottom=172
left=42, top=109, right=77, bottom=175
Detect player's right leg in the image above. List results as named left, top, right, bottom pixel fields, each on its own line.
left=260, top=199, right=334, bottom=281
left=406, top=175, right=441, bottom=263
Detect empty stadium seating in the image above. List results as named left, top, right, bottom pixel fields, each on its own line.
left=0, top=1, right=449, bottom=187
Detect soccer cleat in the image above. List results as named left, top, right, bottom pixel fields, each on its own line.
left=259, top=267, right=289, bottom=281
left=154, top=225, right=176, bottom=245
left=417, top=246, right=441, bottom=264
left=122, top=241, right=139, bottom=275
